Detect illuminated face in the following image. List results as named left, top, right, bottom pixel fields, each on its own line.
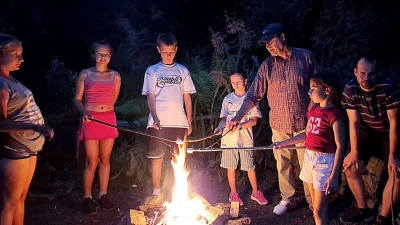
left=354, top=58, right=378, bottom=92
left=157, top=43, right=177, bottom=65
left=94, top=45, right=111, bottom=66
left=0, top=43, right=24, bottom=72
left=230, top=73, right=247, bottom=93
left=265, top=33, right=285, bottom=57
left=308, top=80, right=328, bottom=104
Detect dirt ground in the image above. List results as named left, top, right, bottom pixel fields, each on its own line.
left=23, top=157, right=364, bottom=225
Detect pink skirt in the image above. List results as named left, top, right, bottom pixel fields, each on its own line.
left=77, top=110, right=118, bottom=140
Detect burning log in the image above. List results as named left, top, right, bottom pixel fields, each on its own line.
left=119, top=137, right=251, bottom=225
left=118, top=194, right=229, bottom=225
left=138, top=195, right=164, bottom=211
left=225, top=217, right=251, bottom=225
left=129, top=210, right=147, bottom=225
left=188, top=193, right=225, bottom=223
left=229, top=202, right=240, bottom=218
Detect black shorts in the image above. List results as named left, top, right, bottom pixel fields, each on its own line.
left=358, top=130, right=394, bottom=163
left=1, top=140, right=38, bottom=160
left=147, top=127, right=187, bottom=159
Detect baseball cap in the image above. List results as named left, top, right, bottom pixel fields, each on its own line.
left=258, top=23, right=284, bottom=45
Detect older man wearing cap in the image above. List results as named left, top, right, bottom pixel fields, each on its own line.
left=228, top=23, right=320, bottom=215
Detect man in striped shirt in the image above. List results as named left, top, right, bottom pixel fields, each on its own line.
left=340, top=52, right=400, bottom=225
left=228, top=23, right=320, bottom=215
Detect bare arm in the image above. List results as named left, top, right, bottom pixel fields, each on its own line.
left=387, top=108, right=400, bottom=177
left=73, top=71, right=89, bottom=119
left=0, top=120, right=38, bottom=132
left=0, top=89, right=53, bottom=135
left=240, top=116, right=258, bottom=129
left=146, top=93, right=160, bottom=129
left=343, top=109, right=360, bottom=171
left=0, top=89, right=8, bottom=120
left=330, top=119, right=347, bottom=180
left=227, top=101, right=255, bottom=129
left=0, top=90, right=36, bottom=131
left=271, top=121, right=309, bottom=148
left=274, top=132, right=306, bottom=147
left=228, top=63, right=268, bottom=129
left=324, top=119, right=346, bottom=194
left=113, top=72, right=121, bottom=104
left=183, top=93, right=193, bottom=135
left=215, top=117, right=226, bottom=133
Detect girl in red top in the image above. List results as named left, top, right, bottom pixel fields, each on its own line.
left=73, top=40, right=121, bottom=214
left=272, top=71, right=346, bottom=225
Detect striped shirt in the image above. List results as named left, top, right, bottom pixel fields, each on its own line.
left=341, top=75, right=400, bottom=132
left=244, top=48, right=320, bottom=133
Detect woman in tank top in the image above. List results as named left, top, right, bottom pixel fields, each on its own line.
left=73, top=40, right=121, bottom=215
left=0, top=33, right=54, bottom=225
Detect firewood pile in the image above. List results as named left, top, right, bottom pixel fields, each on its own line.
left=117, top=194, right=251, bottom=225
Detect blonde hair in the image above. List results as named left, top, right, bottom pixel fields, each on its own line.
left=0, top=33, right=22, bottom=56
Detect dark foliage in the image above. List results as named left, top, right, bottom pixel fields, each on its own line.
left=1, top=0, right=399, bottom=194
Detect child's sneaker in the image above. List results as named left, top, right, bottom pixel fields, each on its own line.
left=229, top=193, right=244, bottom=206
left=98, top=194, right=114, bottom=210
left=250, top=190, right=268, bottom=205
left=82, top=197, right=97, bottom=215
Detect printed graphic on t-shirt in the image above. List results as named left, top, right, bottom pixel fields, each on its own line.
left=308, top=117, right=321, bottom=135
left=220, top=92, right=261, bottom=148
left=156, top=75, right=182, bottom=88
left=142, top=62, right=196, bottom=128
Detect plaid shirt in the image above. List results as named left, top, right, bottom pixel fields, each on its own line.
left=244, top=48, right=320, bottom=133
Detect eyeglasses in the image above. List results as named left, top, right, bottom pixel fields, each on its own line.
left=96, top=53, right=111, bottom=58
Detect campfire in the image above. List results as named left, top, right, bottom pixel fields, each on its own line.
left=119, top=140, right=251, bottom=225
left=160, top=141, right=215, bottom=224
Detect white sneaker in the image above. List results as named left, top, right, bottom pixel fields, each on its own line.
left=273, top=200, right=296, bottom=215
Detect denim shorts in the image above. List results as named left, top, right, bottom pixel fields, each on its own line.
left=299, top=149, right=335, bottom=191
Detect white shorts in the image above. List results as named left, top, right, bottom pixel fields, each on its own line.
left=299, top=149, right=335, bottom=191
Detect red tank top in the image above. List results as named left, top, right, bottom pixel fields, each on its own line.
left=84, top=70, right=116, bottom=105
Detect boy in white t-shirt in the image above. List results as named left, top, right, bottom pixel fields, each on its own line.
left=142, top=33, right=196, bottom=196
left=215, top=69, right=268, bottom=206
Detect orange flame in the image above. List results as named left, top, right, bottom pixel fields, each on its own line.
left=160, top=141, right=209, bottom=225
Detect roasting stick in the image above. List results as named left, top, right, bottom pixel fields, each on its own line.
left=186, top=146, right=305, bottom=153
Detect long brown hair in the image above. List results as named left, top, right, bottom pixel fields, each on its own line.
left=310, top=71, right=341, bottom=109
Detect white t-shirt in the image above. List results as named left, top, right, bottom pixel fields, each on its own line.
left=142, top=62, right=196, bottom=128
left=220, top=92, right=262, bottom=148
